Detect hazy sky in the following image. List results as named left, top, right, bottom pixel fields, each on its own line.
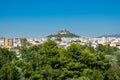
left=0, top=0, right=120, bottom=38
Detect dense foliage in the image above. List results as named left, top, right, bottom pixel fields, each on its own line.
left=0, top=39, right=120, bottom=80
left=47, top=29, right=79, bottom=38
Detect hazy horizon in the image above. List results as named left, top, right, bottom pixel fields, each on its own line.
left=0, top=0, right=120, bottom=38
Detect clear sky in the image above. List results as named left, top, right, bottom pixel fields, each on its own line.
left=0, top=0, right=120, bottom=38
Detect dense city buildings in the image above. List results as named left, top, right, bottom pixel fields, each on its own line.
left=1, top=36, right=120, bottom=49
left=1, top=29, right=120, bottom=49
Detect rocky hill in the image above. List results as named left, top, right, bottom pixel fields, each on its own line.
left=47, top=29, right=80, bottom=38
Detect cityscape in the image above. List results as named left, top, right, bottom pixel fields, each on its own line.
left=0, top=0, right=120, bottom=80
left=1, top=29, right=120, bottom=49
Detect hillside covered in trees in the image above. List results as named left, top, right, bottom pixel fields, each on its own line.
left=0, top=39, right=120, bottom=80
left=47, top=29, right=80, bottom=38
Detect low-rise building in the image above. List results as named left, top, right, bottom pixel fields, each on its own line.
left=0, top=38, right=4, bottom=47
left=4, top=38, right=13, bottom=48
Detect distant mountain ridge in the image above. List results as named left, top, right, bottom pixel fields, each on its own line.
left=98, top=33, right=120, bottom=38
left=47, top=29, right=80, bottom=38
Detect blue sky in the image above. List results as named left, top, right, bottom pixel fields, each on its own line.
left=0, top=0, right=120, bottom=38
